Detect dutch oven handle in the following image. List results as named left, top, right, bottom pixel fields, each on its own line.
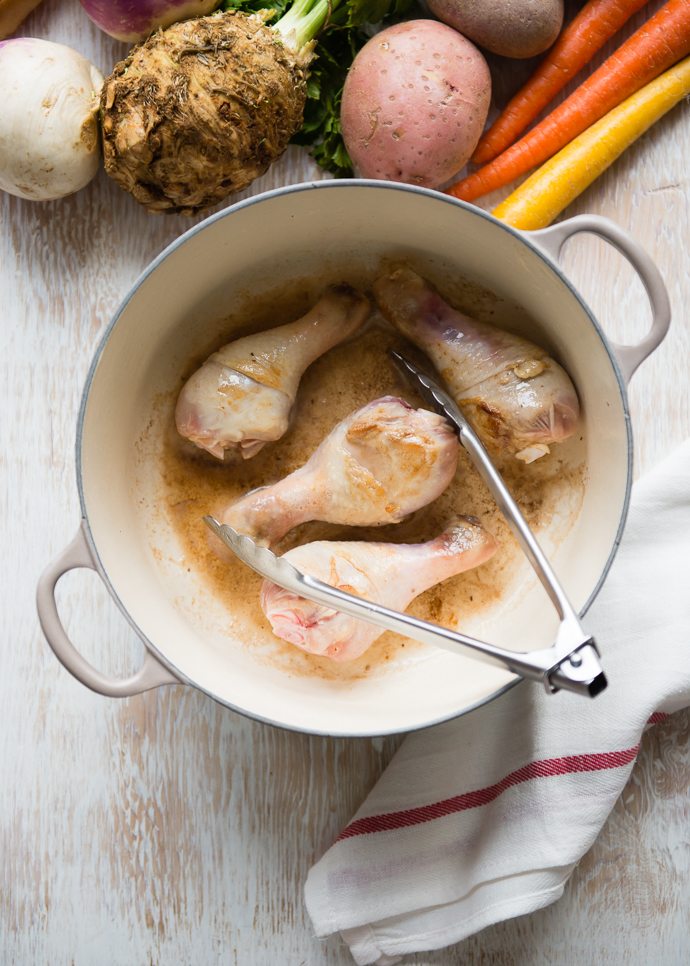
left=37, top=521, right=182, bottom=697
left=526, top=214, right=671, bottom=384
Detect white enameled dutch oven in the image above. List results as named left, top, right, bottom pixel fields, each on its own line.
left=37, top=181, right=670, bottom=737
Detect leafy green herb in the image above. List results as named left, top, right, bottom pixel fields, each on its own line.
left=221, top=0, right=291, bottom=18
left=220, top=0, right=413, bottom=175
left=289, top=25, right=367, bottom=176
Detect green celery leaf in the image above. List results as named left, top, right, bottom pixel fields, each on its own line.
left=305, top=75, right=321, bottom=99
left=345, top=0, right=414, bottom=26
left=345, top=0, right=391, bottom=26
left=288, top=23, right=367, bottom=176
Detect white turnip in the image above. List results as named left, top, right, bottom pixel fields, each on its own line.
left=0, top=39, right=104, bottom=201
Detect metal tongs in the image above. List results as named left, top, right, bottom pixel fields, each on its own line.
left=204, top=351, right=607, bottom=698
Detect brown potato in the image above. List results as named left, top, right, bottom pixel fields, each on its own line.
left=425, top=0, right=564, bottom=59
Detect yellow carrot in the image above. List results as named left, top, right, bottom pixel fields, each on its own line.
left=0, top=0, right=45, bottom=40
left=492, top=55, right=690, bottom=231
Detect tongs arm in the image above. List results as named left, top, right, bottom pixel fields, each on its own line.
left=388, top=351, right=606, bottom=697
left=202, top=352, right=607, bottom=701
left=204, top=518, right=605, bottom=699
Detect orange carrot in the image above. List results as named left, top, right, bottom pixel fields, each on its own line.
left=447, top=0, right=690, bottom=203
left=473, top=0, right=651, bottom=165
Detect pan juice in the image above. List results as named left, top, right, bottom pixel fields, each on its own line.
left=136, top=266, right=586, bottom=684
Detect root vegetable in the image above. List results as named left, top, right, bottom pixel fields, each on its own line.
left=473, top=0, right=651, bottom=164
left=0, top=39, right=104, bottom=201
left=79, top=0, right=223, bottom=43
left=340, top=20, right=491, bottom=188
left=448, top=0, right=690, bottom=203
left=100, top=0, right=408, bottom=213
left=425, top=0, right=564, bottom=60
left=0, top=0, right=45, bottom=41
left=492, top=55, right=690, bottom=229
left=101, top=12, right=307, bottom=214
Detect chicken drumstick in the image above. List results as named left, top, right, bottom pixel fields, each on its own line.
left=261, top=517, right=498, bottom=662
left=373, top=269, right=579, bottom=463
left=220, top=396, right=459, bottom=546
left=176, top=284, right=370, bottom=460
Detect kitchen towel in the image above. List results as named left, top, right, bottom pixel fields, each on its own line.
left=305, top=439, right=690, bottom=965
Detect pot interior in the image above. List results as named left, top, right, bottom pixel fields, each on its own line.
left=79, top=183, right=629, bottom=735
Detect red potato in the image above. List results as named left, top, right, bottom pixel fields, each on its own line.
left=341, top=20, right=491, bottom=188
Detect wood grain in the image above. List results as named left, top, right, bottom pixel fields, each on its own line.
left=2, top=0, right=690, bottom=963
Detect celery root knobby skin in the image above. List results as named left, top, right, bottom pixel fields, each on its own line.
left=492, top=54, right=690, bottom=230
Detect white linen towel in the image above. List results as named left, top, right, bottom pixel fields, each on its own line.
left=305, top=439, right=690, bottom=965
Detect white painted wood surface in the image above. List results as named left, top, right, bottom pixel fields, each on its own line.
left=2, top=1, right=690, bottom=963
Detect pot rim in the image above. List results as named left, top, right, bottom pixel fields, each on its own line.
left=75, top=179, right=633, bottom=736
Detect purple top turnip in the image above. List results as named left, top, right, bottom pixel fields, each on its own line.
left=79, top=0, right=222, bottom=43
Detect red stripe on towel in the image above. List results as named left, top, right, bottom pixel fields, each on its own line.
left=647, top=712, right=670, bottom=724
left=336, top=746, right=640, bottom=841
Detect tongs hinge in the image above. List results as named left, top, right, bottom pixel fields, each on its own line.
left=547, top=641, right=607, bottom=697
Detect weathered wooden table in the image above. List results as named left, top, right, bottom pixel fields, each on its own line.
left=3, top=1, right=689, bottom=962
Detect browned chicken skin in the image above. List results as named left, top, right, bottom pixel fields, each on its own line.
left=221, top=396, right=459, bottom=546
